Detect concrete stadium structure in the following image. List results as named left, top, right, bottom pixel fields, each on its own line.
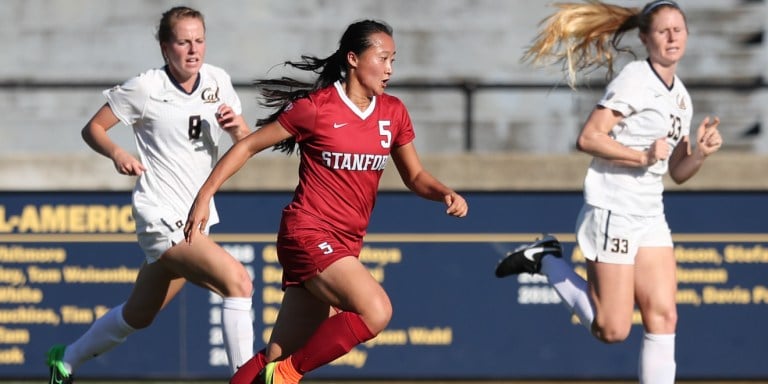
left=1, top=0, right=767, bottom=191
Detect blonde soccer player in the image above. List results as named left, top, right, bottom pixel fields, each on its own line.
left=496, top=1, right=723, bottom=383
left=46, top=7, right=254, bottom=383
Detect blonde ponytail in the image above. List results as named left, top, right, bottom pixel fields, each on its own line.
left=522, top=1, right=640, bottom=88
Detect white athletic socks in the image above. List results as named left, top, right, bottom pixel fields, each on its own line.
left=221, top=297, right=254, bottom=373
left=63, top=303, right=136, bottom=373
left=60, top=298, right=254, bottom=374
left=639, top=332, right=676, bottom=384
left=540, top=256, right=594, bottom=331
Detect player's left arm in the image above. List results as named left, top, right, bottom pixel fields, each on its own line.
left=668, top=116, right=722, bottom=184
left=391, top=142, right=467, bottom=217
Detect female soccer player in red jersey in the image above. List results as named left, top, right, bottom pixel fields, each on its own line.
left=184, top=19, right=468, bottom=384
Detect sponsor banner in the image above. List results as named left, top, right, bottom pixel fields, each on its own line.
left=0, top=192, right=766, bottom=379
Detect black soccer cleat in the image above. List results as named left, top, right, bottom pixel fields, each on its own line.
left=495, top=234, right=562, bottom=277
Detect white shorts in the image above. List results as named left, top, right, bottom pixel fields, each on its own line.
left=575, top=204, right=672, bottom=265
left=136, top=218, right=187, bottom=263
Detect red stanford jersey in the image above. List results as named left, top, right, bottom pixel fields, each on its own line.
left=277, top=81, right=415, bottom=239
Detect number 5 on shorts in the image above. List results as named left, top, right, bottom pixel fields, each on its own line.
left=318, top=242, right=333, bottom=255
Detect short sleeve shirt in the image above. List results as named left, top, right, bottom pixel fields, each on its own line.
left=584, top=60, right=692, bottom=215
left=103, top=63, right=242, bottom=232
left=277, top=81, right=415, bottom=239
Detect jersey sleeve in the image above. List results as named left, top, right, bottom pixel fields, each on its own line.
left=277, top=97, right=317, bottom=141
left=392, top=99, right=415, bottom=147
left=680, top=87, right=693, bottom=138
left=598, top=66, right=646, bottom=117
left=102, top=75, right=150, bottom=126
left=218, top=71, right=242, bottom=116
left=206, top=67, right=241, bottom=147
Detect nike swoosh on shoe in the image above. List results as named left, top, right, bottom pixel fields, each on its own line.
left=523, top=246, right=560, bottom=261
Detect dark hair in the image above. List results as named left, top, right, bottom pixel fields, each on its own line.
left=255, top=19, right=393, bottom=154
left=156, top=6, right=205, bottom=43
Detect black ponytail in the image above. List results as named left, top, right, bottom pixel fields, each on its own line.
left=254, top=20, right=393, bottom=155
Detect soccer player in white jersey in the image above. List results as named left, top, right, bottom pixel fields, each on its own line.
left=46, top=7, right=253, bottom=383
left=184, top=20, right=468, bottom=384
left=495, top=1, right=722, bottom=383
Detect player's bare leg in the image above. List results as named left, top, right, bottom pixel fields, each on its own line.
left=635, top=246, right=677, bottom=383
left=160, top=235, right=254, bottom=372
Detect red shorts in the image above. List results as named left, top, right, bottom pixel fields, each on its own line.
left=277, top=210, right=363, bottom=289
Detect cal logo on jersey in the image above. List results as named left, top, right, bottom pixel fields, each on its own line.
left=676, top=93, right=687, bottom=110
left=201, top=87, right=220, bottom=103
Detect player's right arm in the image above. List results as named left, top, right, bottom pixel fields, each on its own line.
left=577, top=106, right=667, bottom=167
left=81, top=103, right=146, bottom=176
left=184, top=120, right=293, bottom=243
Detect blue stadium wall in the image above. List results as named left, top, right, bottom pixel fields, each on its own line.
left=0, top=191, right=766, bottom=380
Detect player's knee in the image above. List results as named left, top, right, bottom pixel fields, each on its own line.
left=658, top=308, right=677, bottom=329
left=644, top=307, right=678, bottom=333
left=596, top=330, right=629, bottom=344
left=592, top=320, right=631, bottom=344
left=222, top=269, right=253, bottom=298
left=361, top=296, right=393, bottom=335
left=233, top=275, right=254, bottom=297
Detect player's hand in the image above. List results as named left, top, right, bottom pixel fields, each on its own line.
left=216, top=104, right=239, bottom=132
left=112, top=148, right=145, bottom=176
left=695, top=116, right=722, bottom=157
left=644, top=137, right=670, bottom=166
left=444, top=191, right=468, bottom=218
left=184, top=197, right=210, bottom=244
left=217, top=104, right=250, bottom=141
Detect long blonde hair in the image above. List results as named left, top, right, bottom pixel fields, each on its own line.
left=522, top=0, right=684, bottom=88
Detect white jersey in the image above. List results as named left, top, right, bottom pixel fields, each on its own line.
left=104, top=63, right=242, bottom=233
left=584, top=60, right=692, bottom=216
